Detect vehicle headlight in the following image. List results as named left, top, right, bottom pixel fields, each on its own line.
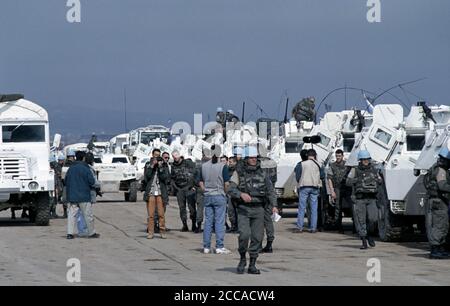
left=391, top=159, right=399, bottom=167
left=28, top=182, right=39, bottom=190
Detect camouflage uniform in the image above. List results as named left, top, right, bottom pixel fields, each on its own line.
left=171, top=158, right=198, bottom=227
left=260, top=157, right=278, bottom=246
left=327, top=161, right=350, bottom=229
left=228, top=160, right=277, bottom=259
left=347, top=164, right=381, bottom=238
left=424, top=163, right=450, bottom=248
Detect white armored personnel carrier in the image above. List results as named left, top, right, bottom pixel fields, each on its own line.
left=94, top=154, right=139, bottom=202
left=0, top=94, right=54, bottom=225
left=347, top=103, right=450, bottom=241
left=269, top=119, right=314, bottom=212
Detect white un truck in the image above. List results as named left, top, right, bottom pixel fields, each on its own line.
left=0, top=94, right=54, bottom=225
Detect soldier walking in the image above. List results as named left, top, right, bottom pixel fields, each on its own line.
left=228, top=147, right=277, bottom=274
left=346, top=150, right=381, bottom=250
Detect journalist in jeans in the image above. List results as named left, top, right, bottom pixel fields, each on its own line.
left=199, top=145, right=231, bottom=254
left=295, top=149, right=324, bottom=233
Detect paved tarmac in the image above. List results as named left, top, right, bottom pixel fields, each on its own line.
left=0, top=193, right=449, bottom=286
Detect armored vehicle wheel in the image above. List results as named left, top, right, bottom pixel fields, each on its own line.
left=128, top=181, right=138, bottom=203
left=35, top=193, right=50, bottom=226
left=124, top=192, right=130, bottom=202
left=377, top=183, right=402, bottom=242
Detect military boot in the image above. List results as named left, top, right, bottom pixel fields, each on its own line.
left=191, top=220, right=198, bottom=232
left=438, top=245, right=450, bottom=257
left=248, top=257, right=261, bottom=275
left=237, top=252, right=247, bottom=274
left=360, top=237, right=368, bottom=250
left=367, top=236, right=376, bottom=248
left=181, top=221, right=189, bottom=232
left=430, top=246, right=449, bottom=259
left=261, top=241, right=273, bottom=253
left=194, top=222, right=202, bottom=233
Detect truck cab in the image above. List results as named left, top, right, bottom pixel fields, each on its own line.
left=0, top=95, right=54, bottom=225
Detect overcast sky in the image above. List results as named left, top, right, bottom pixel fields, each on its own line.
left=1, top=0, right=449, bottom=136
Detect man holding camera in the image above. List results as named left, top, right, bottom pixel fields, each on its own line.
left=143, top=149, right=170, bottom=239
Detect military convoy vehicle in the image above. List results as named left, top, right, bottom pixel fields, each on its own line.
left=269, top=119, right=314, bottom=213
left=347, top=103, right=450, bottom=241
left=93, top=154, right=139, bottom=202
left=0, top=94, right=54, bottom=225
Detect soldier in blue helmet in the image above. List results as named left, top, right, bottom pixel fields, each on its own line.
left=228, top=146, right=277, bottom=274
left=346, top=150, right=382, bottom=250
left=423, top=147, right=450, bottom=259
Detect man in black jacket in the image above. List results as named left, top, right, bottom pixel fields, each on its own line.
left=143, top=150, right=170, bottom=239
left=171, top=151, right=198, bottom=232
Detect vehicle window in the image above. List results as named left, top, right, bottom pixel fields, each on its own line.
left=285, top=142, right=303, bottom=153
left=140, top=132, right=170, bottom=145
left=343, top=136, right=355, bottom=153
left=373, top=128, right=392, bottom=145
left=94, top=158, right=102, bottom=163
left=406, top=135, right=425, bottom=151
left=2, top=125, right=45, bottom=143
left=317, top=133, right=331, bottom=147
left=112, top=157, right=128, bottom=164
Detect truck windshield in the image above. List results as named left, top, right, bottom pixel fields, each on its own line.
left=2, top=125, right=45, bottom=143
left=140, top=132, right=170, bottom=145
left=112, top=157, right=129, bottom=164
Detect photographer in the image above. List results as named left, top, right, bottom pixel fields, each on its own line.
left=143, top=149, right=170, bottom=239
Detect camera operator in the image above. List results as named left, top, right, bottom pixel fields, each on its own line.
left=143, top=149, right=170, bottom=239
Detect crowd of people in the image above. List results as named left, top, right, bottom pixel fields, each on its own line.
left=46, top=142, right=450, bottom=273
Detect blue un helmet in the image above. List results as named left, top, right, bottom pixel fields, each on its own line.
left=67, top=149, right=76, bottom=157
left=233, top=146, right=243, bottom=156
left=358, top=150, right=371, bottom=160
left=438, top=146, right=450, bottom=160
left=246, top=146, right=258, bottom=158
left=49, top=155, right=57, bottom=163
left=58, top=153, right=66, bottom=161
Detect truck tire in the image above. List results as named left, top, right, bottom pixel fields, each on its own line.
left=128, top=181, right=138, bottom=203
left=124, top=192, right=130, bottom=202
left=35, top=193, right=50, bottom=226
left=377, top=183, right=402, bottom=242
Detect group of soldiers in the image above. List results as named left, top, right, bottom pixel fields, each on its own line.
left=328, top=147, right=450, bottom=258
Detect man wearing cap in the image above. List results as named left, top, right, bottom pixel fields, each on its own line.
left=346, top=150, right=381, bottom=250
left=228, top=146, right=277, bottom=274
left=423, top=147, right=450, bottom=259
